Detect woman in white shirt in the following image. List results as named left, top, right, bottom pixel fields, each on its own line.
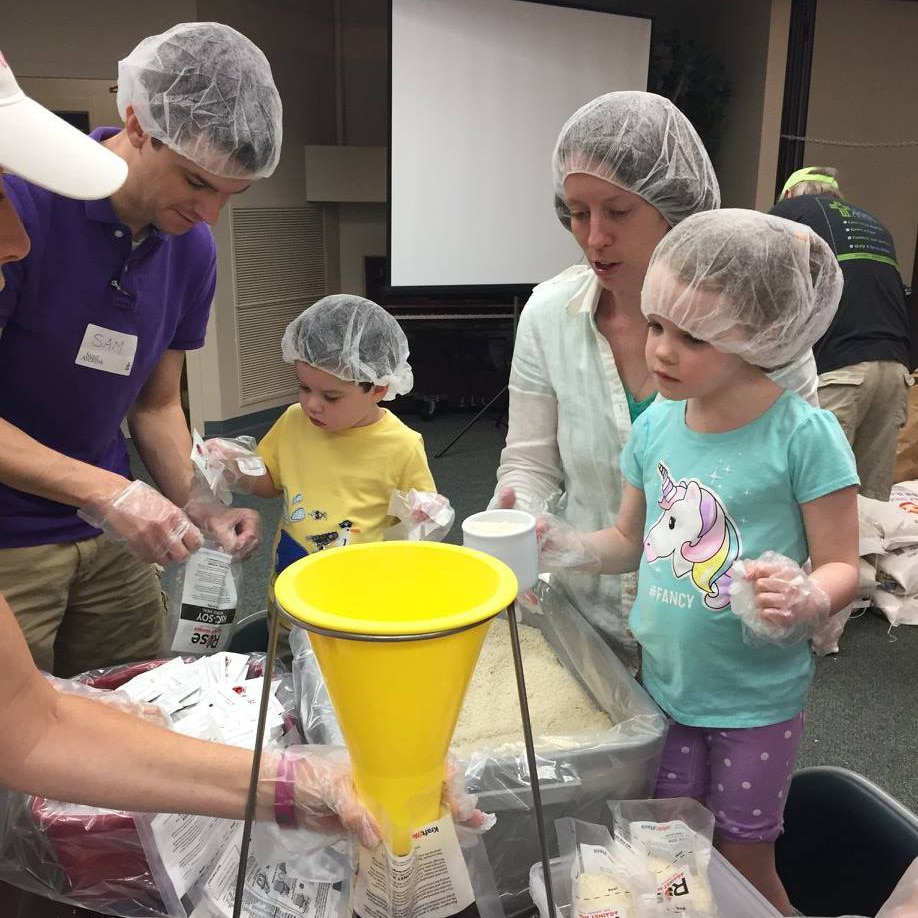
left=492, top=92, right=819, bottom=668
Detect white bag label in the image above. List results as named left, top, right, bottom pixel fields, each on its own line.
left=171, top=547, right=238, bottom=654
left=74, top=323, right=137, bottom=375
left=351, top=812, right=474, bottom=918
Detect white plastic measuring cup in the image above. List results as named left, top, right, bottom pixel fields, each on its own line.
left=462, top=508, right=538, bottom=595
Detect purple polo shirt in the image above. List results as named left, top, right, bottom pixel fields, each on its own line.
left=0, top=127, right=215, bottom=548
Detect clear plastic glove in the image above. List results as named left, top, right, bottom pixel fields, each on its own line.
left=384, top=489, right=455, bottom=541
left=184, top=473, right=262, bottom=561
left=535, top=514, right=601, bottom=574
left=442, top=757, right=495, bottom=833
left=78, top=480, right=203, bottom=564
left=44, top=673, right=173, bottom=729
left=202, top=436, right=266, bottom=501
left=730, top=551, right=831, bottom=646
left=267, top=746, right=382, bottom=849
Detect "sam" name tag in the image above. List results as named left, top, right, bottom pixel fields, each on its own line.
left=74, top=323, right=138, bottom=376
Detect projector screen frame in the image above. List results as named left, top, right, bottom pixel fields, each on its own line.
left=385, top=0, right=654, bottom=299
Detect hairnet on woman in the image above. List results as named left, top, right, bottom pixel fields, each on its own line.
left=490, top=91, right=822, bottom=670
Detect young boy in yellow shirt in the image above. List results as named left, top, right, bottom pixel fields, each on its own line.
left=217, top=295, right=441, bottom=597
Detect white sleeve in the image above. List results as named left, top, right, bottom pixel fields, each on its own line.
left=768, top=349, right=820, bottom=407
left=490, top=307, right=564, bottom=512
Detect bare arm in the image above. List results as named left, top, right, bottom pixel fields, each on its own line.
left=581, top=482, right=646, bottom=574
left=247, top=471, right=282, bottom=499
left=0, top=593, right=381, bottom=845
left=127, top=349, right=195, bottom=507
left=801, top=485, right=859, bottom=613
left=0, top=416, right=127, bottom=508
left=0, top=592, right=270, bottom=820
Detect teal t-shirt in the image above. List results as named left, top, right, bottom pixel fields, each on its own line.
left=626, top=389, right=657, bottom=423
left=621, top=391, right=858, bottom=728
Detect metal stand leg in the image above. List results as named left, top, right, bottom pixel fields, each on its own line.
left=433, top=385, right=508, bottom=458
left=232, top=606, right=282, bottom=918
left=505, top=603, right=557, bottom=918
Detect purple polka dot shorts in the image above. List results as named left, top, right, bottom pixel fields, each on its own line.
left=653, top=712, right=805, bottom=843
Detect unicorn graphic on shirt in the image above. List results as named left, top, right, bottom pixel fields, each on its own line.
left=644, top=464, right=741, bottom=610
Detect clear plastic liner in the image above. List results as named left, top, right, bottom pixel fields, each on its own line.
left=0, top=653, right=296, bottom=917
left=294, top=581, right=668, bottom=916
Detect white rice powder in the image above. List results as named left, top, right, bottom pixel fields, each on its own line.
left=451, top=622, right=612, bottom=755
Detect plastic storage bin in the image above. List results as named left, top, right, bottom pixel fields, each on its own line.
left=529, top=847, right=781, bottom=918
left=776, top=766, right=918, bottom=917
left=294, top=580, right=669, bottom=917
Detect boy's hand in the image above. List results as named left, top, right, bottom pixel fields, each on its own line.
left=203, top=437, right=266, bottom=496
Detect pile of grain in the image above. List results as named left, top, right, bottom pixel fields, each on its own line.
left=451, top=622, right=612, bottom=755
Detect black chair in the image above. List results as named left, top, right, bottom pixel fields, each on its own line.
left=776, top=766, right=918, bottom=916
left=228, top=609, right=269, bottom=654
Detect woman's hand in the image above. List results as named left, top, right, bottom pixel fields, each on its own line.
left=494, top=486, right=517, bottom=510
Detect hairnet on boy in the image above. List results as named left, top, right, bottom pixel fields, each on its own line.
left=553, top=91, right=720, bottom=229
left=281, top=295, right=414, bottom=400
left=641, top=209, right=842, bottom=369
left=117, top=22, right=282, bottom=179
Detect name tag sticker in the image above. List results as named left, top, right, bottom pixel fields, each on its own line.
left=74, top=323, right=138, bottom=376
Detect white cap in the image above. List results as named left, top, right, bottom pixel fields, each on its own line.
left=0, top=51, right=127, bottom=199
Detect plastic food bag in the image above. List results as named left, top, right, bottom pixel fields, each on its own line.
left=556, top=817, right=654, bottom=918
left=164, top=539, right=243, bottom=655
left=609, top=799, right=717, bottom=916
left=196, top=433, right=267, bottom=503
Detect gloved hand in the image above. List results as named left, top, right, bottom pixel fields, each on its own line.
left=536, top=514, right=601, bottom=574
left=268, top=746, right=382, bottom=849
left=385, top=489, right=455, bottom=541
left=730, top=551, right=831, bottom=646
left=202, top=436, right=266, bottom=500
left=441, top=757, right=495, bottom=833
left=184, top=472, right=262, bottom=561
left=78, top=480, right=203, bottom=564
left=265, top=748, right=495, bottom=850
left=45, top=673, right=173, bottom=729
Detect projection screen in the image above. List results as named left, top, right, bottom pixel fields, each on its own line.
left=389, top=0, right=652, bottom=290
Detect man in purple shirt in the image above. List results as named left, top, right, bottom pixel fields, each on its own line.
left=0, top=23, right=283, bottom=676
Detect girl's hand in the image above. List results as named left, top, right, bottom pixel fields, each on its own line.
left=535, top=514, right=600, bottom=574
left=742, top=555, right=830, bottom=626
left=730, top=552, right=830, bottom=646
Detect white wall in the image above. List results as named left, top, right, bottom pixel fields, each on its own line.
left=807, top=0, right=918, bottom=281
left=188, top=0, right=338, bottom=427
left=3, top=1, right=196, bottom=78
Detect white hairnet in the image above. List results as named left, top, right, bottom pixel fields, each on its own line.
left=281, top=295, right=413, bottom=400
left=641, top=209, right=842, bottom=368
left=553, top=91, right=720, bottom=229
left=117, top=22, right=282, bottom=179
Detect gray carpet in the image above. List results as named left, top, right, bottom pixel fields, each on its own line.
left=135, top=403, right=918, bottom=813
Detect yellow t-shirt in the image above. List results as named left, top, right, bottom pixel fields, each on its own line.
left=257, top=405, right=435, bottom=581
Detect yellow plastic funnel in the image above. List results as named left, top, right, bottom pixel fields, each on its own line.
left=274, top=542, right=517, bottom=854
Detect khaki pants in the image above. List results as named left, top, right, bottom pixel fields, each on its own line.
left=818, top=360, right=912, bottom=501
left=0, top=536, right=165, bottom=677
